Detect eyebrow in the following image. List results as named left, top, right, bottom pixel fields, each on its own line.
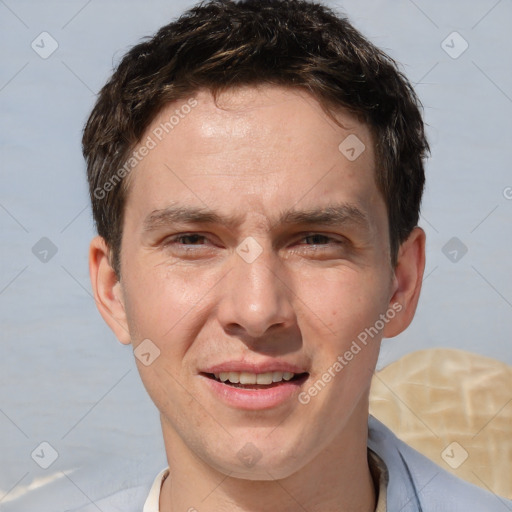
left=142, top=204, right=369, bottom=233
left=142, top=206, right=242, bottom=233
left=279, top=205, right=369, bottom=228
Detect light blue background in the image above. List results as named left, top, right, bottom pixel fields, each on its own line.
left=1, top=0, right=511, bottom=509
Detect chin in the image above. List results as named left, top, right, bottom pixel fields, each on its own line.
left=206, top=443, right=307, bottom=481
left=224, top=460, right=302, bottom=481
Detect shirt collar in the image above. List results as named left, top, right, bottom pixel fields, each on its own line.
left=369, top=447, right=389, bottom=512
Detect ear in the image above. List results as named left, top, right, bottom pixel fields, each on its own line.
left=383, top=227, right=426, bottom=338
left=89, top=235, right=131, bottom=345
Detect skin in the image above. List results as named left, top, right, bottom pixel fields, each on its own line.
left=89, top=85, right=425, bottom=512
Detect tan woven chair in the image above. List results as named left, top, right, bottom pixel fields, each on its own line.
left=370, top=348, right=512, bottom=499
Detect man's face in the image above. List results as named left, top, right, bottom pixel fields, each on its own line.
left=115, top=86, right=399, bottom=478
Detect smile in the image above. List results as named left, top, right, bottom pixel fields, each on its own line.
left=200, top=371, right=310, bottom=409
left=212, top=371, right=302, bottom=385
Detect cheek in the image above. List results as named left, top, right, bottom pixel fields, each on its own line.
left=122, top=260, right=216, bottom=343
left=292, top=267, right=390, bottom=347
left=292, top=269, right=389, bottom=421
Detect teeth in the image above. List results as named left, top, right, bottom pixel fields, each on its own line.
left=213, top=371, right=297, bottom=384
left=239, top=372, right=257, bottom=385
left=256, top=373, right=273, bottom=385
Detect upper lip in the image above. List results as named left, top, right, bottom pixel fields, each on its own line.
left=201, top=361, right=309, bottom=374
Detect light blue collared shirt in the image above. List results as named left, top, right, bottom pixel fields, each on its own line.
left=71, top=416, right=512, bottom=511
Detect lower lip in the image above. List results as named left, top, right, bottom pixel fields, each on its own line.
left=201, top=374, right=308, bottom=410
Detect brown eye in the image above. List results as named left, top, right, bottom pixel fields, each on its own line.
left=176, top=234, right=207, bottom=245
left=303, top=234, right=332, bottom=245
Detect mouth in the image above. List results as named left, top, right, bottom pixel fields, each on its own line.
left=199, top=362, right=311, bottom=409
left=201, top=371, right=309, bottom=390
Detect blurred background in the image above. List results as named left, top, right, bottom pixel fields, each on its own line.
left=0, top=0, right=511, bottom=509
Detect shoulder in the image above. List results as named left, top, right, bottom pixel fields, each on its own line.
left=66, top=484, right=148, bottom=512
left=67, top=469, right=168, bottom=512
left=368, top=415, right=512, bottom=512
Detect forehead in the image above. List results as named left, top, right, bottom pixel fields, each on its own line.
left=146, top=85, right=373, bottom=162
left=124, top=85, right=381, bottom=225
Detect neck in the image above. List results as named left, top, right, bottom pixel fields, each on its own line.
left=159, top=410, right=375, bottom=512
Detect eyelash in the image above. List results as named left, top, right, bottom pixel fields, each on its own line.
left=172, top=234, right=208, bottom=245
left=301, top=234, right=336, bottom=246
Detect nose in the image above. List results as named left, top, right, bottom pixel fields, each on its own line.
left=216, top=242, right=296, bottom=338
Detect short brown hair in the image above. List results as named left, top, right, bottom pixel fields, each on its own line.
left=83, top=0, right=429, bottom=278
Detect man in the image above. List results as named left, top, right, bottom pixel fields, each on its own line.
left=81, top=0, right=511, bottom=510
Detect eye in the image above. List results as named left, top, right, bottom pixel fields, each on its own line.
left=302, top=234, right=332, bottom=245
left=159, top=233, right=218, bottom=260
left=298, top=233, right=345, bottom=247
left=288, top=232, right=349, bottom=261
left=174, top=234, right=207, bottom=245
left=161, top=233, right=211, bottom=249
